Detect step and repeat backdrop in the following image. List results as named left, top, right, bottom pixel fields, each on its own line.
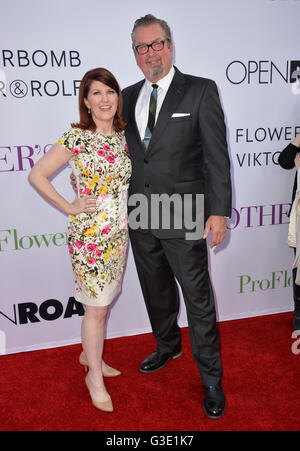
left=1, top=0, right=299, bottom=354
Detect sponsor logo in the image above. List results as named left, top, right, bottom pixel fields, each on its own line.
left=234, top=125, right=300, bottom=167
left=226, top=59, right=300, bottom=86
left=3, top=78, right=81, bottom=98
left=235, top=125, right=300, bottom=144
left=228, top=202, right=291, bottom=229
left=0, top=228, right=68, bottom=252
left=0, top=49, right=82, bottom=98
left=0, top=144, right=52, bottom=172
left=0, top=297, right=84, bottom=325
left=239, top=270, right=292, bottom=293
left=1, top=49, right=81, bottom=68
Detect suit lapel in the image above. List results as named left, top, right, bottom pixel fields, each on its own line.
left=127, top=80, right=145, bottom=153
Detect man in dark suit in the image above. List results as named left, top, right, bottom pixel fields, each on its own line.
left=122, top=14, right=232, bottom=419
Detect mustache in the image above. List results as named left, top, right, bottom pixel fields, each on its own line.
left=146, top=56, right=161, bottom=63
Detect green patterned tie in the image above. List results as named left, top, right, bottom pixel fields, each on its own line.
left=143, top=84, right=158, bottom=150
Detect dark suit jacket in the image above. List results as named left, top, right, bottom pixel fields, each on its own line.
left=122, top=66, right=232, bottom=238
left=278, top=143, right=300, bottom=207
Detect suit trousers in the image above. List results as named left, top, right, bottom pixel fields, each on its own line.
left=129, top=229, right=223, bottom=387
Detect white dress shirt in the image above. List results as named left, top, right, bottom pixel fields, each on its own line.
left=135, top=66, right=175, bottom=140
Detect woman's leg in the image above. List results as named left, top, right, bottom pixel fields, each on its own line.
left=81, top=304, right=110, bottom=402
left=292, top=267, right=300, bottom=330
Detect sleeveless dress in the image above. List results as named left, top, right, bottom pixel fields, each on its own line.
left=57, top=128, right=131, bottom=306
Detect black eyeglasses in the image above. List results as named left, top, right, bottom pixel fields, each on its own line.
left=134, top=39, right=170, bottom=55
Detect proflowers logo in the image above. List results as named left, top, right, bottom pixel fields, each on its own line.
left=0, top=49, right=82, bottom=98
left=238, top=270, right=292, bottom=294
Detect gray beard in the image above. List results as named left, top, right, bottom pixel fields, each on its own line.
left=147, top=63, right=163, bottom=80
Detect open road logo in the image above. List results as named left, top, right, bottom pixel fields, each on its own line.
left=226, top=59, right=300, bottom=88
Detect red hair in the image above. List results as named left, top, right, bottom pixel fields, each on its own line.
left=71, top=67, right=126, bottom=132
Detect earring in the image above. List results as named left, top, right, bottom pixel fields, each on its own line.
left=88, top=108, right=91, bottom=114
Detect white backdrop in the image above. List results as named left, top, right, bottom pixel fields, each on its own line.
left=1, top=0, right=299, bottom=354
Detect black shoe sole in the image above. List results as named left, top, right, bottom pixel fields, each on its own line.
left=139, top=351, right=182, bottom=374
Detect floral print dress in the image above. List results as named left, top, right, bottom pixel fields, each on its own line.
left=58, top=128, right=131, bottom=307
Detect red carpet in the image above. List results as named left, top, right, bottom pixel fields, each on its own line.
left=0, top=312, right=299, bottom=431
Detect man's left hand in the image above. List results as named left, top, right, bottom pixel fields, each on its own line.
left=203, top=215, right=227, bottom=248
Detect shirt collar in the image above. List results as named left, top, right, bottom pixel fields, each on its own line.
left=145, top=65, right=175, bottom=92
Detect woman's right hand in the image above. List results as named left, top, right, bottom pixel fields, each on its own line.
left=295, top=153, right=300, bottom=170
left=292, top=132, right=300, bottom=148
left=70, top=173, right=77, bottom=192
left=70, top=195, right=98, bottom=215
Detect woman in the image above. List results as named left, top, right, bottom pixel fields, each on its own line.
left=29, top=68, right=132, bottom=412
left=278, top=132, right=300, bottom=331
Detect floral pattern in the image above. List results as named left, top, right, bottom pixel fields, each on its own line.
left=58, top=128, right=131, bottom=306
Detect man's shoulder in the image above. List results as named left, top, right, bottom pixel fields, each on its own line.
left=122, top=79, right=144, bottom=96
left=178, top=69, right=216, bottom=88
left=170, top=67, right=217, bottom=96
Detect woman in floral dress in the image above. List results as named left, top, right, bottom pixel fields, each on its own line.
left=29, top=68, right=131, bottom=413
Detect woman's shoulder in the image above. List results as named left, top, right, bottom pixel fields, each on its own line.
left=56, top=127, right=84, bottom=149
left=66, top=127, right=83, bottom=137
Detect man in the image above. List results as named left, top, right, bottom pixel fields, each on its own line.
left=122, top=15, right=232, bottom=419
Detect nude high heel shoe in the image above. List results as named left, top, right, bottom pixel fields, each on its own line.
left=79, top=352, right=121, bottom=377
left=85, top=375, right=114, bottom=413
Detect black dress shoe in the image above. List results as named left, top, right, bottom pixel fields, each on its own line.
left=293, top=314, right=300, bottom=331
left=203, top=385, right=226, bottom=419
left=140, top=350, right=182, bottom=373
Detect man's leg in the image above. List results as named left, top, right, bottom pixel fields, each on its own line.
left=160, top=237, right=222, bottom=387
left=160, top=237, right=225, bottom=419
left=129, top=229, right=182, bottom=356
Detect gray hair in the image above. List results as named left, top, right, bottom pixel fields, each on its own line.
left=131, top=14, right=172, bottom=44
